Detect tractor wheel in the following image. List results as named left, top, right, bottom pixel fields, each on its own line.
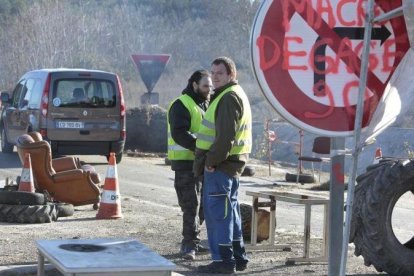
left=239, top=203, right=270, bottom=243
left=0, top=204, right=58, bottom=223
left=351, top=159, right=414, bottom=275
left=0, top=191, right=46, bottom=205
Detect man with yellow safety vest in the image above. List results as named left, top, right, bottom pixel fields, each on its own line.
left=167, top=70, right=212, bottom=260
left=194, top=57, right=252, bottom=274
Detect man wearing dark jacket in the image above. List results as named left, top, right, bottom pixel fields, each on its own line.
left=194, top=57, right=251, bottom=274
left=167, top=70, right=211, bottom=260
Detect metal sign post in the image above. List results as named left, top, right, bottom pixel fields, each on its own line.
left=328, top=137, right=346, bottom=275
left=340, top=2, right=407, bottom=275
left=338, top=1, right=374, bottom=274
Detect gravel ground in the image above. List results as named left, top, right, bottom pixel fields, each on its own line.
left=0, top=157, right=388, bottom=275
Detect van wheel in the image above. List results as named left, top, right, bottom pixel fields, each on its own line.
left=115, top=153, right=122, bottom=163
left=106, top=153, right=122, bottom=164
left=1, top=128, right=14, bottom=153
left=51, top=149, right=63, bottom=159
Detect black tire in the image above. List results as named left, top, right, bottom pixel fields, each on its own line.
left=106, top=153, right=122, bottom=164
left=1, top=127, right=14, bottom=153
left=364, top=158, right=394, bottom=173
left=164, top=157, right=171, bottom=166
left=49, top=202, right=74, bottom=217
left=51, top=150, right=63, bottom=159
left=285, top=172, right=315, bottom=183
left=0, top=204, right=58, bottom=223
left=239, top=203, right=270, bottom=243
left=0, top=191, right=46, bottom=205
left=115, top=153, right=122, bottom=163
left=351, top=159, right=414, bottom=275
left=241, top=166, right=255, bottom=177
left=240, top=203, right=252, bottom=241
left=0, top=185, right=18, bottom=192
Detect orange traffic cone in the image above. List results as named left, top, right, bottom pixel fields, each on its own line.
left=373, top=147, right=383, bottom=164
left=18, top=153, right=35, bottom=192
left=96, top=152, right=122, bottom=219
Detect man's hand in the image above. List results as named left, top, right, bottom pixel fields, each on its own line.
left=205, top=166, right=215, bottom=172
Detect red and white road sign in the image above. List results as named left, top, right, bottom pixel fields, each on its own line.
left=251, top=0, right=409, bottom=137
left=268, top=130, right=277, bottom=142
left=131, top=54, right=171, bottom=92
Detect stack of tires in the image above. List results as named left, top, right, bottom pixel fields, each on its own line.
left=0, top=190, right=74, bottom=223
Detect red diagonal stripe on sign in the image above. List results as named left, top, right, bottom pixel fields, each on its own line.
left=294, top=1, right=383, bottom=94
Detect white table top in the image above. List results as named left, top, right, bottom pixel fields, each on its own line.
left=36, top=238, right=176, bottom=273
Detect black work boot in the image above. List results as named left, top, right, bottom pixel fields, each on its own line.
left=236, top=261, right=248, bottom=271
left=233, top=240, right=248, bottom=271
left=196, top=244, right=209, bottom=255
left=180, top=244, right=196, bottom=261
left=197, top=261, right=236, bottom=274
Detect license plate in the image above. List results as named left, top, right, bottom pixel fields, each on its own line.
left=56, top=121, right=84, bottom=129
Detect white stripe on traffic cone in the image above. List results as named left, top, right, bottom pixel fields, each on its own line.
left=96, top=152, right=122, bottom=219
left=18, top=153, right=35, bottom=192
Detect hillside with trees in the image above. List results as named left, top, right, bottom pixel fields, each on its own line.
left=1, top=0, right=412, bottom=157
left=0, top=0, right=279, bottom=122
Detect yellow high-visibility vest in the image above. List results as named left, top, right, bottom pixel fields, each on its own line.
left=196, top=84, right=252, bottom=155
left=167, top=94, right=203, bottom=160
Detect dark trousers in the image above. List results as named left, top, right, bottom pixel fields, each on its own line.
left=174, top=170, right=204, bottom=249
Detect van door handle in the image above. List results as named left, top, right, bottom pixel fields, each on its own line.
left=80, top=130, right=90, bottom=135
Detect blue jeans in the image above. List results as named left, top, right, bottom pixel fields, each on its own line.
left=203, top=170, right=248, bottom=264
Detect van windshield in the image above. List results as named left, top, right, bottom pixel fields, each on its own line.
left=53, top=79, right=116, bottom=108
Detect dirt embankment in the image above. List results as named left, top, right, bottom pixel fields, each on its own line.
left=125, top=106, right=167, bottom=153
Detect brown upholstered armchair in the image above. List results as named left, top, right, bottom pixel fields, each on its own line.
left=15, top=132, right=101, bottom=207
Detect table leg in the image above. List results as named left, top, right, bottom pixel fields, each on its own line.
left=37, top=251, right=45, bottom=276
left=323, top=203, right=329, bottom=257
left=304, top=204, right=311, bottom=259
left=251, top=197, right=258, bottom=246
left=269, top=197, right=276, bottom=245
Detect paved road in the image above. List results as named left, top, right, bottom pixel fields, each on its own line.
left=0, top=151, right=329, bottom=236
left=1, top=151, right=411, bottom=241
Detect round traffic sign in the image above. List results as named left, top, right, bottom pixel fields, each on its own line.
left=251, top=0, right=409, bottom=137
left=268, top=130, right=277, bottom=142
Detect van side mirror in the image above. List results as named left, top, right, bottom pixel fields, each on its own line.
left=1, top=91, right=10, bottom=105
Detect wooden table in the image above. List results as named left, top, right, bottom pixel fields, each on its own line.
left=36, top=238, right=176, bottom=276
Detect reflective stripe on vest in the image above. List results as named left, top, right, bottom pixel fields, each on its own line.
left=167, top=94, right=203, bottom=160
left=196, top=84, right=252, bottom=155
